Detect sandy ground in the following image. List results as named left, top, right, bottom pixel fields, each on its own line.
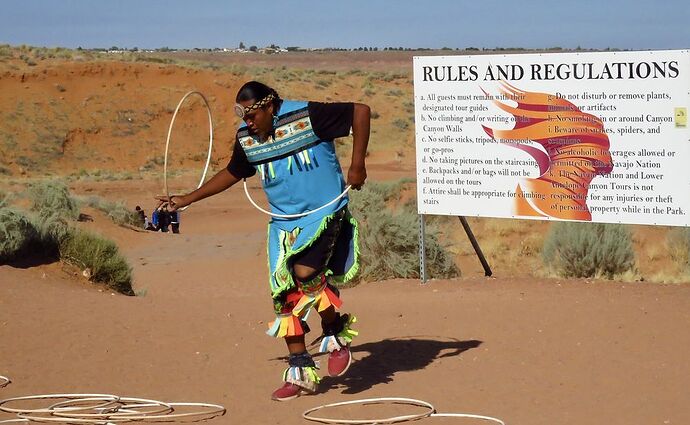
left=2, top=178, right=690, bottom=425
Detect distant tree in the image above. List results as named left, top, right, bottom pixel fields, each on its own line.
left=110, top=46, right=120, bottom=51
left=363, top=47, right=368, bottom=52
left=239, top=41, right=245, bottom=49
left=373, top=47, right=378, bottom=51
left=249, top=45, right=258, bottom=52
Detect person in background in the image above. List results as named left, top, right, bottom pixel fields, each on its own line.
left=135, top=205, right=148, bottom=229
left=169, top=209, right=180, bottom=234
left=149, top=201, right=162, bottom=231
left=157, top=204, right=170, bottom=233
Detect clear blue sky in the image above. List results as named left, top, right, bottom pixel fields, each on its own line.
left=1, top=0, right=689, bottom=50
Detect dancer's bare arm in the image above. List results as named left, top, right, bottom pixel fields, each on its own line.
left=347, top=103, right=371, bottom=190
left=157, top=168, right=242, bottom=211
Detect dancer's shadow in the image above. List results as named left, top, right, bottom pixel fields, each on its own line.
left=318, top=336, right=482, bottom=394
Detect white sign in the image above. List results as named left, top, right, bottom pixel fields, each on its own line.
left=414, top=50, right=690, bottom=226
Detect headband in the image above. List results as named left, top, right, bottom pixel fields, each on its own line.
left=234, top=94, right=275, bottom=118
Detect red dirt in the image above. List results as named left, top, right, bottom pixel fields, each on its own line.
left=2, top=178, right=689, bottom=425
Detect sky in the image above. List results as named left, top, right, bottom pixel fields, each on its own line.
left=1, top=0, right=689, bottom=51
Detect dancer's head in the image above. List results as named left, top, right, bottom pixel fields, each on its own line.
left=235, top=81, right=282, bottom=137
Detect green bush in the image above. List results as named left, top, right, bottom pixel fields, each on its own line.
left=80, top=196, right=141, bottom=227
left=542, top=222, right=636, bottom=279
left=349, top=179, right=458, bottom=282
left=59, top=228, right=134, bottom=295
left=0, top=208, right=39, bottom=261
left=28, top=180, right=79, bottom=220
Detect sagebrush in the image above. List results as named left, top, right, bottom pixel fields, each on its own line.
left=666, top=227, right=690, bottom=272
left=0, top=207, right=39, bottom=261
left=0, top=183, right=135, bottom=294
left=80, top=195, right=141, bottom=227
left=542, top=222, right=636, bottom=279
left=349, top=179, right=458, bottom=282
left=27, top=180, right=79, bottom=220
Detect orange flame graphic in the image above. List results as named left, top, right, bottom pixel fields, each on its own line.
left=482, top=82, right=613, bottom=220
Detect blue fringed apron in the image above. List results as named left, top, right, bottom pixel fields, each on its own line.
left=237, top=101, right=360, bottom=300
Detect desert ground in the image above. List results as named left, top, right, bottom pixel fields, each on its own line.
left=1, top=48, right=689, bottom=424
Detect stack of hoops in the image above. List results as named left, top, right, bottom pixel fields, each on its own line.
left=0, top=380, right=225, bottom=424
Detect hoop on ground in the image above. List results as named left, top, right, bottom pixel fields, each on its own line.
left=243, top=179, right=351, bottom=219
left=0, top=394, right=119, bottom=415
left=302, top=397, right=435, bottom=424
left=49, top=397, right=172, bottom=419
left=164, top=90, right=214, bottom=211
left=430, top=412, right=506, bottom=425
left=0, top=377, right=9, bottom=389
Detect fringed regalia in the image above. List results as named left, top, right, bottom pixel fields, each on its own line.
left=236, top=101, right=360, bottom=338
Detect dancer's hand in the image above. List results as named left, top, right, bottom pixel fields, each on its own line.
left=155, top=194, right=191, bottom=211
left=347, top=165, right=367, bottom=190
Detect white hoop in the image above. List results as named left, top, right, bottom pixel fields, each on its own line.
left=49, top=397, right=172, bottom=419
left=302, top=397, right=435, bottom=424
left=0, top=394, right=119, bottom=415
left=430, top=413, right=506, bottom=424
left=164, top=90, right=214, bottom=211
left=243, top=179, right=351, bottom=219
left=116, top=402, right=226, bottom=421
left=0, top=377, right=9, bottom=389
left=303, top=397, right=506, bottom=425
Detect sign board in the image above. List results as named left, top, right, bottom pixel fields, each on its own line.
left=414, top=50, right=690, bottom=226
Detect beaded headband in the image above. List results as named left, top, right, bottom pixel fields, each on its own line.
left=234, top=94, right=275, bottom=118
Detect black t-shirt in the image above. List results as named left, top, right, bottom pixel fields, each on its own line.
left=226, top=101, right=354, bottom=179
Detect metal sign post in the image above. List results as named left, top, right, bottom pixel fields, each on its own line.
left=418, top=214, right=428, bottom=283
left=418, top=214, right=492, bottom=283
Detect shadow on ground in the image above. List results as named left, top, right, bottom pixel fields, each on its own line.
left=319, top=336, right=482, bottom=394
left=2, top=251, right=59, bottom=269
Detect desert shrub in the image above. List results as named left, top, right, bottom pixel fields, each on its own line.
left=392, top=118, right=409, bottom=130
left=27, top=180, right=79, bottom=220
left=80, top=196, right=140, bottom=227
left=0, top=190, right=11, bottom=208
left=349, top=179, right=458, bottom=282
left=59, top=228, right=134, bottom=295
left=0, top=208, right=39, bottom=261
left=666, top=227, right=690, bottom=271
left=385, top=89, right=404, bottom=97
left=542, top=222, right=636, bottom=279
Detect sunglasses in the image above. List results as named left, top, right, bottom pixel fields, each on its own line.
left=234, top=94, right=275, bottom=118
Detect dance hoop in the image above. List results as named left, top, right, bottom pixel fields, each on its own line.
left=430, top=413, right=505, bottom=424
left=243, top=180, right=351, bottom=219
left=0, top=394, right=119, bottom=415
left=49, top=397, right=172, bottom=419
left=302, top=397, right=435, bottom=424
left=0, top=377, right=9, bottom=389
left=303, top=397, right=505, bottom=425
left=163, top=90, right=214, bottom=211
left=114, top=402, right=226, bottom=421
